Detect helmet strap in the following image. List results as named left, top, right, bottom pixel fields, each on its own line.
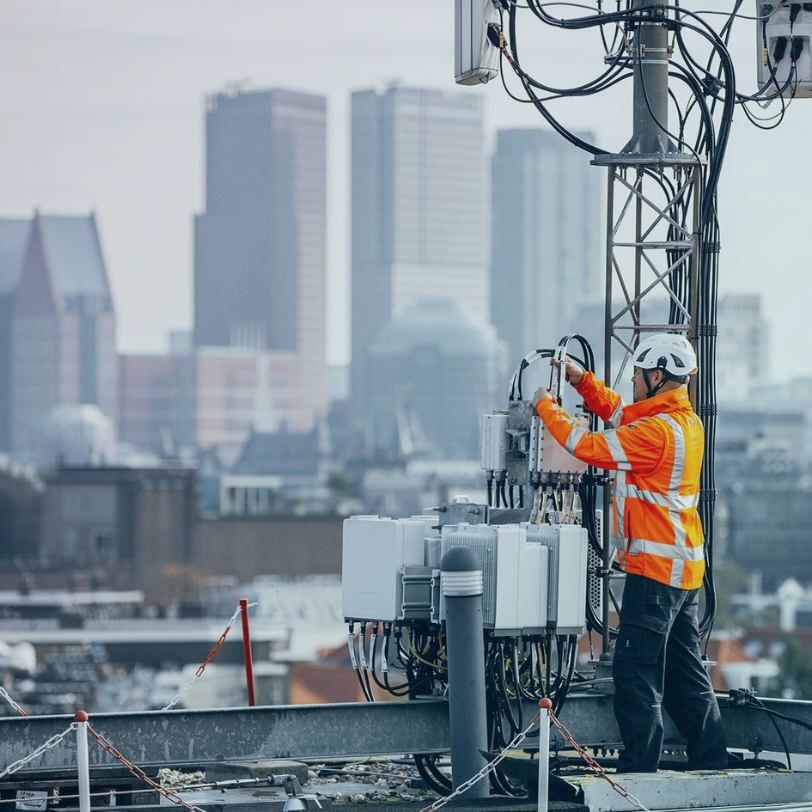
left=642, top=368, right=667, bottom=399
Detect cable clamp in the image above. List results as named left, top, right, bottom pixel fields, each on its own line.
left=702, top=241, right=721, bottom=254
left=699, top=489, right=717, bottom=503
left=697, top=325, right=718, bottom=337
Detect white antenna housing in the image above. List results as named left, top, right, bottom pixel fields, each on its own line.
left=455, top=0, right=500, bottom=85
left=757, top=2, right=812, bottom=98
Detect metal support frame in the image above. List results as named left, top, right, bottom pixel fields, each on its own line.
left=593, top=154, right=704, bottom=653
left=1, top=695, right=810, bottom=777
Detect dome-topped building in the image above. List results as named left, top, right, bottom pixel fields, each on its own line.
left=43, top=403, right=116, bottom=466
left=367, top=299, right=505, bottom=459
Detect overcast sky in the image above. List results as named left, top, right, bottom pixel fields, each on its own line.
left=1, top=1, right=810, bottom=379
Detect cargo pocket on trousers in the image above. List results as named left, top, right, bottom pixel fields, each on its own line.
left=614, top=623, right=665, bottom=665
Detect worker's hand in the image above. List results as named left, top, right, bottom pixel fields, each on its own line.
left=532, top=388, right=553, bottom=410
left=551, top=357, right=585, bottom=385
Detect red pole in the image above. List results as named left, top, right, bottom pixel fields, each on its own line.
left=240, top=598, right=256, bottom=706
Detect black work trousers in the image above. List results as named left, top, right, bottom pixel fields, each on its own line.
left=613, top=573, right=728, bottom=772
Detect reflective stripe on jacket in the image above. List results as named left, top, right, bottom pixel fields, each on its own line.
left=534, top=371, right=705, bottom=591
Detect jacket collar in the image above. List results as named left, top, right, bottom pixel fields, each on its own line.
left=623, top=386, right=692, bottom=422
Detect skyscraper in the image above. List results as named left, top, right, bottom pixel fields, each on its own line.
left=350, top=85, right=489, bottom=412
left=0, top=218, right=32, bottom=451
left=194, top=86, right=327, bottom=419
left=491, top=129, right=601, bottom=367
left=11, top=213, right=117, bottom=455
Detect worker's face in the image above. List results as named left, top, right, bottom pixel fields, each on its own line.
left=631, top=367, right=664, bottom=402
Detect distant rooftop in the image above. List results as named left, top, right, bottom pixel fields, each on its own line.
left=35, top=214, right=112, bottom=301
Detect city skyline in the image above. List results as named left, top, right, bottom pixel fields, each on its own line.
left=2, top=1, right=812, bottom=380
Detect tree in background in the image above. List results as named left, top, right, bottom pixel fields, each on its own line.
left=0, top=468, right=42, bottom=563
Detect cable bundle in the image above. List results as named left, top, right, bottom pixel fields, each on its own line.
left=492, top=1, right=799, bottom=638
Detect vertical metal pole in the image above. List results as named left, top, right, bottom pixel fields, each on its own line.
left=74, top=710, right=91, bottom=812
left=441, top=547, right=489, bottom=800
left=634, top=170, right=643, bottom=327
left=240, top=598, right=256, bottom=706
left=537, top=698, right=552, bottom=812
left=601, top=166, right=615, bottom=656
left=623, top=0, right=673, bottom=155
left=688, top=167, right=703, bottom=409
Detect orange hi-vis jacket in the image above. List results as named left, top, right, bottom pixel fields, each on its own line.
left=534, top=371, right=705, bottom=591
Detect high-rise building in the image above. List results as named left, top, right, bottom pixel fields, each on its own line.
left=0, top=218, right=32, bottom=451
left=118, top=352, right=194, bottom=457
left=194, top=86, right=327, bottom=418
left=491, top=129, right=601, bottom=367
left=193, top=347, right=311, bottom=462
left=716, top=294, right=769, bottom=402
left=11, top=213, right=117, bottom=456
left=351, top=85, right=489, bottom=412
left=367, top=299, right=504, bottom=459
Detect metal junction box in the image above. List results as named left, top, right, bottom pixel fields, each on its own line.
left=440, top=524, right=549, bottom=634
left=525, top=523, right=588, bottom=634
left=757, top=2, right=812, bottom=98
left=342, top=516, right=427, bottom=622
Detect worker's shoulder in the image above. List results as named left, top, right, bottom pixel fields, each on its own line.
left=624, top=410, right=698, bottom=431
left=646, top=407, right=703, bottom=434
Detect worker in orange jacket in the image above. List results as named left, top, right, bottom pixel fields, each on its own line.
left=533, top=333, right=727, bottom=773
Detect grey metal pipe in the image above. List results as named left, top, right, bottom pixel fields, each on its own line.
left=622, top=1, right=675, bottom=155
left=441, top=546, right=489, bottom=799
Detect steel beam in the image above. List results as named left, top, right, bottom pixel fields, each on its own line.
left=0, top=701, right=449, bottom=775
left=1, top=695, right=810, bottom=777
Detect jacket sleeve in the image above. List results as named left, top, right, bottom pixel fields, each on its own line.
left=535, top=397, right=667, bottom=475
left=573, top=371, right=624, bottom=425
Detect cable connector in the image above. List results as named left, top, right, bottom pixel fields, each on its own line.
left=773, top=36, right=789, bottom=62
left=791, top=37, right=804, bottom=62
left=487, top=23, right=502, bottom=50
left=728, top=687, right=757, bottom=706
left=702, top=75, right=722, bottom=97
left=790, top=3, right=802, bottom=25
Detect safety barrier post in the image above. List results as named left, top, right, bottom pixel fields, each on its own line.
left=240, top=598, right=256, bottom=706
left=537, top=698, right=552, bottom=812
left=74, top=710, right=91, bottom=812
left=441, top=546, right=489, bottom=800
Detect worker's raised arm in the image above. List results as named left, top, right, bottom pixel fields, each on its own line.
left=572, top=371, right=624, bottom=426
left=534, top=395, right=666, bottom=474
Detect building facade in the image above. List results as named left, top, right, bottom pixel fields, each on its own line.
left=367, top=299, right=504, bottom=459
left=716, top=294, right=770, bottom=403
left=11, top=214, right=117, bottom=457
left=40, top=466, right=197, bottom=592
left=194, top=87, right=327, bottom=420
left=0, top=218, right=32, bottom=451
left=193, top=347, right=313, bottom=461
left=351, top=85, right=489, bottom=416
left=491, top=129, right=601, bottom=367
left=118, top=352, right=194, bottom=457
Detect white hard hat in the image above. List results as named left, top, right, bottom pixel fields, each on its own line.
left=633, top=333, right=697, bottom=378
